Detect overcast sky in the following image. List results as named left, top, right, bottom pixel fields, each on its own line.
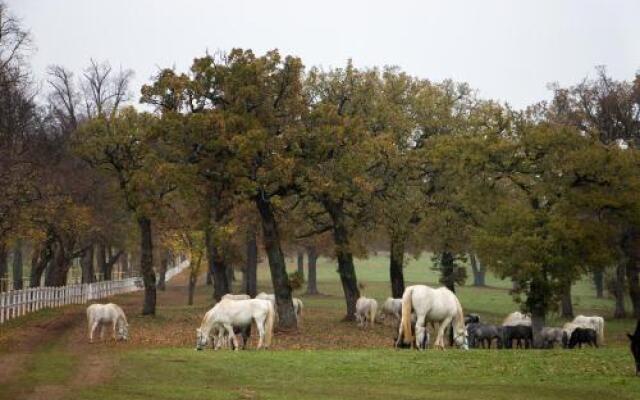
left=7, top=0, right=640, bottom=109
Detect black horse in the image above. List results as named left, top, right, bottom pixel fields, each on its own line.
left=470, top=324, right=503, bottom=349
left=502, top=325, right=532, bottom=349
left=627, top=320, right=640, bottom=376
left=565, top=327, right=598, bottom=349
left=465, top=314, right=480, bottom=325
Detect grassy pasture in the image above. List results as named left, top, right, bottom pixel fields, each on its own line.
left=1, top=254, right=639, bottom=399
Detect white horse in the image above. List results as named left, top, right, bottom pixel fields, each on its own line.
left=196, top=299, right=274, bottom=350
left=502, top=311, right=532, bottom=327
left=222, top=293, right=251, bottom=300
left=572, top=315, right=605, bottom=344
left=256, top=292, right=303, bottom=324
left=381, top=297, right=402, bottom=324
left=541, top=327, right=564, bottom=348
left=86, top=303, right=129, bottom=343
left=355, top=297, right=378, bottom=328
left=397, top=285, right=468, bottom=350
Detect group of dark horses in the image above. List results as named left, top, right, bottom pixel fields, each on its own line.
left=464, top=314, right=599, bottom=350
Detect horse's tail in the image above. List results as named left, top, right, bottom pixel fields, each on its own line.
left=400, top=287, right=414, bottom=344
left=370, top=300, right=378, bottom=325
left=454, top=296, right=465, bottom=331
left=264, top=302, right=275, bottom=348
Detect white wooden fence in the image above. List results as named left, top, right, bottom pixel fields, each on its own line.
left=0, top=260, right=190, bottom=324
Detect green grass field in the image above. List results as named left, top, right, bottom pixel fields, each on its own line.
left=1, top=253, right=639, bottom=400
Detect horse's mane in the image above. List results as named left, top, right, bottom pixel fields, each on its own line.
left=454, top=296, right=465, bottom=332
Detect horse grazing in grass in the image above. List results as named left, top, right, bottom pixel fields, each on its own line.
left=572, top=315, right=605, bottom=345
left=567, top=327, right=598, bottom=349
left=397, top=285, right=468, bottom=350
left=355, top=297, right=378, bottom=328
left=381, top=297, right=402, bottom=324
left=196, top=299, right=274, bottom=350
left=86, top=303, right=129, bottom=343
left=222, top=293, right=251, bottom=301
left=470, top=324, right=503, bottom=349
left=627, top=320, right=640, bottom=376
left=541, top=327, right=563, bottom=348
left=503, top=325, right=532, bottom=349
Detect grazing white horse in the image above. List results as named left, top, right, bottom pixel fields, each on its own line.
left=86, top=303, right=129, bottom=343
left=397, top=285, right=468, bottom=350
left=381, top=297, right=402, bottom=324
left=222, top=293, right=251, bottom=301
left=196, top=299, right=274, bottom=350
left=355, top=297, right=378, bottom=328
left=572, top=315, right=605, bottom=344
left=502, top=311, right=532, bottom=327
left=256, top=292, right=303, bottom=324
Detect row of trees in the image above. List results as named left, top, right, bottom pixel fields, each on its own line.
left=2, top=3, right=639, bottom=344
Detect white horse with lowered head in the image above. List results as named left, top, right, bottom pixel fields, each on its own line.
left=397, top=285, right=468, bottom=350
left=86, top=303, right=129, bottom=343
left=355, top=296, right=378, bottom=328
left=381, top=297, right=402, bottom=324
left=196, top=298, right=275, bottom=350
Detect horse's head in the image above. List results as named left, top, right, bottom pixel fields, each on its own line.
left=117, top=322, right=129, bottom=341
left=454, top=327, right=469, bottom=350
left=196, top=328, right=209, bottom=351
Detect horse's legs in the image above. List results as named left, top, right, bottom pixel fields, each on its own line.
left=415, top=314, right=427, bottom=350
left=99, top=323, right=105, bottom=340
left=112, top=320, right=118, bottom=340
left=436, top=317, right=452, bottom=350
left=90, top=321, right=99, bottom=343
left=224, top=324, right=239, bottom=351
left=257, top=321, right=266, bottom=350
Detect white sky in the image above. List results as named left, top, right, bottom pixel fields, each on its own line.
left=7, top=0, right=640, bottom=109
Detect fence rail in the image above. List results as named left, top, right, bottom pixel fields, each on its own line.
left=0, top=260, right=190, bottom=324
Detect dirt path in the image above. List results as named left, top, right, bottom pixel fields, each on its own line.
left=0, top=278, right=177, bottom=399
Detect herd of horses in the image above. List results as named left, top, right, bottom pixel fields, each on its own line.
left=83, top=283, right=640, bottom=377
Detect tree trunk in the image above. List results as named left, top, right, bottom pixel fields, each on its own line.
left=96, top=243, right=106, bottom=281
left=440, top=251, right=456, bottom=293
left=297, top=251, right=304, bottom=279
left=206, top=229, right=231, bottom=301
left=81, top=245, right=95, bottom=284
left=324, top=199, right=360, bottom=321
left=12, top=239, right=23, bottom=290
left=45, top=243, right=71, bottom=287
left=156, top=250, right=168, bottom=291
left=389, top=234, right=406, bottom=298
left=593, top=267, right=604, bottom=299
left=226, top=265, right=235, bottom=290
left=614, top=263, right=627, bottom=318
left=469, top=253, right=486, bottom=287
left=561, top=283, right=574, bottom=318
left=528, top=275, right=548, bottom=348
left=0, top=242, right=7, bottom=292
left=626, top=257, right=640, bottom=319
left=244, top=226, right=258, bottom=297
left=138, top=216, right=156, bottom=315
left=306, top=246, right=319, bottom=295
left=188, top=272, right=197, bottom=305
left=255, top=194, right=296, bottom=330
left=30, top=241, right=53, bottom=288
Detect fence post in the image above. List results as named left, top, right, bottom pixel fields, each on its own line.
left=1, top=292, right=5, bottom=323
